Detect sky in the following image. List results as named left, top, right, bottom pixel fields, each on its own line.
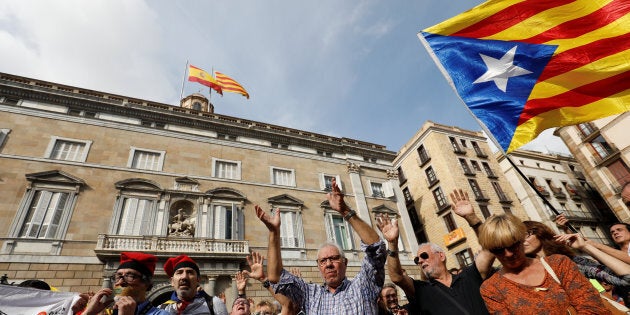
left=0, top=0, right=570, bottom=155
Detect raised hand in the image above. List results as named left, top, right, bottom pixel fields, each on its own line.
left=245, top=251, right=266, bottom=281
left=290, top=267, right=302, bottom=278
left=376, top=213, right=399, bottom=243
left=555, top=213, right=569, bottom=226
left=255, top=205, right=280, bottom=231
left=554, top=233, right=586, bottom=250
left=327, top=178, right=349, bottom=214
left=450, top=189, right=474, bottom=218
left=235, top=271, right=248, bottom=292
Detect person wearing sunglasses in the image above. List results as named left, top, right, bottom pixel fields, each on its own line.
left=478, top=214, right=609, bottom=314
left=254, top=178, right=386, bottom=314
left=377, top=189, right=495, bottom=314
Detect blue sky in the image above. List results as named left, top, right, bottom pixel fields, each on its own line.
left=0, top=0, right=570, bottom=154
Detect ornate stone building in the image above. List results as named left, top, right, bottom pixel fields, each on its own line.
left=555, top=113, right=630, bottom=222
left=0, top=72, right=412, bottom=303
left=393, top=121, right=528, bottom=270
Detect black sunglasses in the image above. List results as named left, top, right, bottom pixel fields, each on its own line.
left=489, top=241, right=522, bottom=255
left=413, top=252, right=430, bottom=265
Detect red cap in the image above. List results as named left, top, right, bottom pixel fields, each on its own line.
left=164, top=254, right=200, bottom=277
left=118, top=252, right=157, bottom=278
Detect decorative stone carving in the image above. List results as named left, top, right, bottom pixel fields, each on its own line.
left=347, top=162, right=360, bottom=173
left=168, top=208, right=196, bottom=237
left=386, top=169, right=399, bottom=180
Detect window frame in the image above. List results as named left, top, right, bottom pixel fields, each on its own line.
left=270, top=167, right=296, bottom=187
left=212, top=158, right=242, bottom=180
left=324, top=210, right=354, bottom=251
left=273, top=207, right=305, bottom=248
left=44, top=136, right=92, bottom=162
left=127, top=147, right=165, bottom=171
left=319, top=174, right=342, bottom=191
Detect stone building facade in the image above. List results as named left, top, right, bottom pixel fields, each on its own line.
left=0, top=72, right=414, bottom=303
left=555, top=113, right=630, bottom=222
left=393, top=121, right=528, bottom=270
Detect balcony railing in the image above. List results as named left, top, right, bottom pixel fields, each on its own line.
left=497, top=193, right=513, bottom=204
left=535, top=185, right=550, bottom=196
left=592, top=147, right=621, bottom=166
left=566, top=185, right=582, bottom=200
left=550, top=187, right=567, bottom=199
left=485, top=169, right=498, bottom=179
left=95, top=234, right=249, bottom=258
left=474, top=190, right=490, bottom=202
left=453, top=146, right=466, bottom=154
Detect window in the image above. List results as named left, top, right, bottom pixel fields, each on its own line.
left=370, top=181, right=385, bottom=198
left=443, top=212, right=457, bottom=232
left=407, top=206, right=428, bottom=244
left=426, top=167, right=438, bottom=186
left=482, top=162, right=496, bottom=178
left=403, top=187, right=414, bottom=204
left=590, top=136, right=615, bottom=159
left=326, top=213, right=353, bottom=250
left=459, top=159, right=474, bottom=175
left=397, top=167, right=407, bottom=184
left=503, top=207, right=512, bottom=214
left=433, top=187, right=449, bottom=211
left=479, top=205, right=492, bottom=219
left=271, top=167, right=295, bottom=186
left=0, top=128, right=10, bottom=148
left=5, top=171, right=84, bottom=254
left=450, top=137, right=464, bottom=153
left=417, top=145, right=430, bottom=165
left=45, top=136, right=92, bottom=162
left=213, top=158, right=241, bottom=180
left=470, top=161, right=481, bottom=172
left=460, top=139, right=468, bottom=148
left=192, top=102, right=202, bottom=111
left=213, top=204, right=235, bottom=239
left=319, top=174, right=341, bottom=191
left=277, top=209, right=305, bottom=248
left=115, top=197, right=155, bottom=235
left=492, top=182, right=511, bottom=202
left=471, top=141, right=487, bottom=157
left=128, top=147, right=165, bottom=171
left=204, top=188, right=247, bottom=240
left=455, top=248, right=475, bottom=267
left=577, top=123, right=598, bottom=137
left=469, top=179, right=487, bottom=201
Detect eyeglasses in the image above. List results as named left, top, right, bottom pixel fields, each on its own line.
left=233, top=299, right=250, bottom=307
left=111, top=272, right=143, bottom=283
left=489, top=241, right=522, bottom=255
left=317, top=255, right=343, bottom=266
left=254, top=312, right=273, bottom=315
left=413, top=252, right=430, bottom=265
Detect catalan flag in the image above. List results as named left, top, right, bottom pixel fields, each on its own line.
left=419, top=0, right=630, bottom=152
left=215, top=71, right=250, bottom=99
left=188, top=65, right=222, bottom=94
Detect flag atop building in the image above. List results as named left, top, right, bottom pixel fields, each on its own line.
left=215, top=71, right=250, bottom=99
left=188, top=65, right=222, bottom=95
left=419, top=0, right=630, bottom=153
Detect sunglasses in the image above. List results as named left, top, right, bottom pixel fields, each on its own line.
left=489, top=241, right=522, bottom=255
left=413, top=252, right=430, bottom=265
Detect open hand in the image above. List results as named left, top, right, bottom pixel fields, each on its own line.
left=376, top=213, right=399, bottom=243
left=244, top=251, right=266, bottom=281
left=255, top=205, right=280, bottom=231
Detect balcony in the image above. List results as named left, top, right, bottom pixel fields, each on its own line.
left=474, top=147, right=488, bottom=158
left=452, top=146, right=467, bottom=155
left=577, top=122, right=600, bottom=141
left=550, top=187, right=567, bottom=199
left=94, top=234, right=249, bottom=259
left=485, top=169, right=499, bottom=179
left=573, top=171, right=585, bottom=180
left=566, top=185, right=582, bottom=200
left=474, top=190, right=490, bottom=202
left=497, top=193, right=513, bottom=204
left=592, top=147, right=621, bottom=167
left=535, top=185, right=550, bottom=196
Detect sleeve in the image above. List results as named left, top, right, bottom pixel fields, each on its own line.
left=552, top=255, right=611, bottom=315
left=212, top=296, right=228, bottom=315
left=480, top=277, right=506, bottom=315
left=352, top=240, right=387, bottom=302
left=270, top=269, right=309, bottom=308
left=574, top=256, right=630, bottom=287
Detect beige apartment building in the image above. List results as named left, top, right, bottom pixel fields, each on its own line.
left=393, top=121, right=528, bottom=270
left=0, top=72, right=417, bottom=303
left=497, top=149, right=616, bottom=244
left=555, top=113, right=630, bottom=222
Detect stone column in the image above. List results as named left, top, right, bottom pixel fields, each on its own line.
left=387, top=169, right=419, bottom=251
left=206, top=276, right=217, bottom=296
left=346, top=162, right=370, bottom=221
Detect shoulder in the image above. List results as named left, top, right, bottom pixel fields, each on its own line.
left=480, top=272, right=501, bottom=291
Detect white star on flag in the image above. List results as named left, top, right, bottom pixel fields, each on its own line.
left=473, top=46, right=532, bottom=92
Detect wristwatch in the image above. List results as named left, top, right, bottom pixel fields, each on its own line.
left=262, top=280, right=271, bottom=288
left=343, top=209, right=357, bottom=220
left=387, top=250, right=398, bottom=257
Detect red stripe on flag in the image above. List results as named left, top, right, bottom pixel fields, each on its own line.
left=538, top=32, right=630, bottom=81
left=521, top=0, right=630, bottom=44
left=450, top=0, right=574, bottom=38
left=518, top=71, right=630, bottom=124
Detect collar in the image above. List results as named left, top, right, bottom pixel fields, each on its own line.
left=169, top=290, right=204, bottom=303
left=322, top=278, right=350, bottom=294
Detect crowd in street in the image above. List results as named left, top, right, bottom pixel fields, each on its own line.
left=6, top=180, right=630, bottom=315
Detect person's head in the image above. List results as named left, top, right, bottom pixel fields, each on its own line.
left=601, top=280, right=615, bottom=293
left=18, top=279, right=51, bottom=290
left=317, top=242, right=348, bottom=289
left=232, top=297, right=251, bottom=315
left=414, top=242, right=447, bottom=280
left=254, top=300, right=275, bottom=315
left=523, top=221, right=575, bottom=258
left=609, top=223, right=630, bottom=246
left=164, top=254, right=201, bottom=301
left=479, top=214, right=528, bottom=270
left=621, top=182, right=630, bottom=208
left=113, top=252, right=157, bottom=302
left=379, top=283, right=400, bottom=312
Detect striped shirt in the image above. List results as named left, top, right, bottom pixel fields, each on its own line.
left=272, top=240, right=386, bottom=315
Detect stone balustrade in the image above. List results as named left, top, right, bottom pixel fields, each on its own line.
left=95, top=234, right=249, bottom=257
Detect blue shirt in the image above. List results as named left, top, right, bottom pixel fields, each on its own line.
left=271, top=240, right=386, bottom=315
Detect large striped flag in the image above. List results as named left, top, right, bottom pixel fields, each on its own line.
left=215, top=71, right=250, bottom=99
left=419, top=0, right=630, bottom=152
left=188, top=65, right=223, bottom=95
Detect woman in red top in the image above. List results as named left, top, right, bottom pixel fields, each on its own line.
left=477, top=214, right=609, bottom=315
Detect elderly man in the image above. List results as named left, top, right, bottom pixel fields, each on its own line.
left=230, top=297, right=251, bottom=315
left=255, top=178, right=386, bottom=314
left=85, top=252, right=168, bottom=315
left=159, top=254, right=228, bottom=315
left=378, top=283, right=409, bottom=315
left=377, top=189, right=494, bottom=314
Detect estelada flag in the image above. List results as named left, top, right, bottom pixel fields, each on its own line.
left=215, top=71, right=250, bottom=99
left=419, top=0, right=630, bottom=152
left=188, top=65, right=222, bottom=95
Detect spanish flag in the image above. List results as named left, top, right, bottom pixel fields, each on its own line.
left=188, top=65, right=222, bottom=94
left=420, top=0, right=630, bottom=152
left=215, top=71, right=250, bottom=99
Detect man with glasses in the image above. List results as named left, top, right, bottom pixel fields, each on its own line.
left=255, top=178, right=386, bottom=314
left=158, top=254, right=228, bottom=315
left=84, top=252, right=168, bottom=315
left=377, top=189, right=495, bottom=314
left=230, top=298, right=251, bottom=315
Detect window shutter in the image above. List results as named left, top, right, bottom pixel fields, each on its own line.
left=319, top=174, right=326, bottom=190
left=236, top=204, right=244, bottom=240
left=324, top=213, right=335, bottom=241
left=383, top=181, right=395, bottom=198
left=335, top=175, right=343, bottom=191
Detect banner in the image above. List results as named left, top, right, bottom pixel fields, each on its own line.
left=0, top=285, right=78, bottom=315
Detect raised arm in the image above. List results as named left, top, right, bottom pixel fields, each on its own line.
left=586, top=240, right=630, bottom=265
left=449, top=189, right=495, bottom=279
left=327, top=178, right=379, bottom=244
left=376, top=214, right=415, bottom=297
left=555, top=233, right=630, bottom=276
left=255, top=205, right=283, bottom=283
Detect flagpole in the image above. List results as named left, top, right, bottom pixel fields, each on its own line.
left=179, top=60, right=189, bottom=103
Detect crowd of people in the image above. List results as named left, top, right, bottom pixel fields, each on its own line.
left=7, top=181, right=630, bottom=314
